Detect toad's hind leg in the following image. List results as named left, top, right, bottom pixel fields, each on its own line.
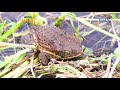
left=38, top=52, right=51, bottom=66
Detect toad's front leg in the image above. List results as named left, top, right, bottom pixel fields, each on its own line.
left=38, top=52, right=51, bottom=66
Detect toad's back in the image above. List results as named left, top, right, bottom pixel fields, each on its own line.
left=20, top=26, right=83, bottom=59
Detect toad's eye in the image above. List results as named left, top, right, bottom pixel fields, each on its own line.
left=64, top=51, right=70, bottom=55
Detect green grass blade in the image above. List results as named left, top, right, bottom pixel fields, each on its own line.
left=0, top=21, right=6, bottom=36
left=54, top=12, right=68, bottom=27
left=0, top=21, right=25, bottom=42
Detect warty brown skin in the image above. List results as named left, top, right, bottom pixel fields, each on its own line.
left=20, top=25, right=83, bottom=65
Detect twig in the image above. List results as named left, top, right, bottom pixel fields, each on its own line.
left=37, top=74, right=43, bottom=78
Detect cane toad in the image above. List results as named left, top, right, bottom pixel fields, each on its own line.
left=20, top=25, right=83, bottom=65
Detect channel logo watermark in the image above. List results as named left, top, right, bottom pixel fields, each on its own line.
left=21, top=16, right=33, bottom=22
left=83, top=18, right=120, bottom=22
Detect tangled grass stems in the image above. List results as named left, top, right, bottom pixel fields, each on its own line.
left=0, top=48, right=31, bottom=77
left=46, top=64, right=87, bottom=78
left=12, top=61, right=30, bottom=78
left=2, top=60, right=29, bottom=78
left=65, top=65, right=87, bottom=78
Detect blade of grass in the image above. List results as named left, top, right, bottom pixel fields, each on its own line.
left=0, top=21, right=24, bottom=42
left=0, top=21, right=6, bottom=36
left=110, top=13, right=118, bottom=19
left=69, top=16, right=76, bottom=29
left=82, top=29, right=96, bottom=36
left=0, top=46, right=13, bottom=51
left=54, top=12, right=69, bottom=27
left=0, top=42, right=36, bottom=49
left=74, top=22, right=80, bottom=37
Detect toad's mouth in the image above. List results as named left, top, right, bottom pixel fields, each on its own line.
left=62, top=50, right=83, bottom=60
left=39, top=46, right=83, bottom=60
